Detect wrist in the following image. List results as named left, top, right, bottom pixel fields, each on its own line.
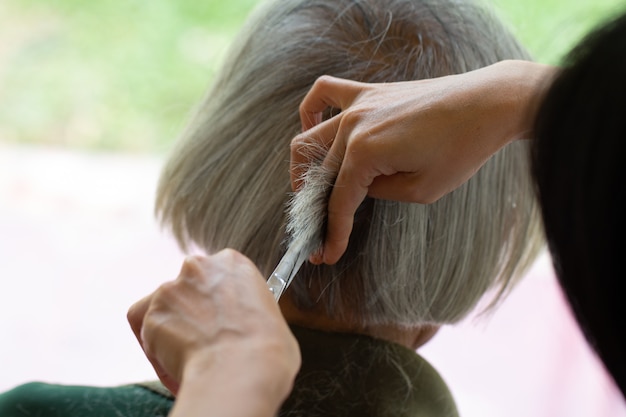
left=492, top=60, right=558, bottom=142
left=171, top=344, right=298, bottom=417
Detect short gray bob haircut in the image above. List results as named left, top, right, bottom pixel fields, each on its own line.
left=156, top=0, right=544, bottom=327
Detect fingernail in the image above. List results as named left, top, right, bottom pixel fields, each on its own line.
left=309, top=249, right=323, bottom=265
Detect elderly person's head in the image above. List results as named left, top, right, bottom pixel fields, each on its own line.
left=157, top=0, right=542, bottom=342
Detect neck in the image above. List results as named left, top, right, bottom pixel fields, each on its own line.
left=278, top=295, right=439, bottom=350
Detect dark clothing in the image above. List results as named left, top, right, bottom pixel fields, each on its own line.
left=0, top=325, right=458, bottom=417
left=0, top=383, right=172, bottom=417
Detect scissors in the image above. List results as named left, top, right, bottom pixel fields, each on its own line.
left=266, top=238, right=309, bottom=301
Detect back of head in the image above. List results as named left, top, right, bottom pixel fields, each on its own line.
left=533, top=10, right=626, bottom=397
left=157, top=0, right=543, bottom=328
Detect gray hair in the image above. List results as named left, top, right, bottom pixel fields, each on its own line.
left=156, top=0, right=543, bottom=327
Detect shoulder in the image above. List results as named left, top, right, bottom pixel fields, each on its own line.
left=0, top=382, right=173, bottom=417
left=286, top=325, right=459, bottom=417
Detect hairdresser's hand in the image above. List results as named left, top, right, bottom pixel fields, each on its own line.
left=128, top=250, right=300, bottom=417
left=291, top=60, right=555, bottom=264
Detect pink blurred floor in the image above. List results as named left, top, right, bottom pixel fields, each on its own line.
left=0, top=143, right=624, bottom=416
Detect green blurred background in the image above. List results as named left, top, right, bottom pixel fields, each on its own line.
left=1, top=0, right=624, bottom=153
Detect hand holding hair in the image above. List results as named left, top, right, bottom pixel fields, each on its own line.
left=127, top=250, right=300, bottom=417
left=291, top=60, right=556, bottom=265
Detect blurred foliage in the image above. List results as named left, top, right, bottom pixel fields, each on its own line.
left=492, top=0, right=625, bottom=64
left=0, top=0, right=624, bottom=153
left=0, top=0, right=256, bottom=152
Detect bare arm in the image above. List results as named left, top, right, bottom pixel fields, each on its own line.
left=290, top=60, right=557, bottom=264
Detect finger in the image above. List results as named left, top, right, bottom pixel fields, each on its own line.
left=323, top=188, right=369, bottom=265
left=290, top=115, right=343, bottom=191
left=299, top=75, right=363, bottom=131
left=177, top=255, right=208, bottom=284
left=368, top=173, right=424, bottom=202
left=368, top=172, right=453, bottom=204
left=318, top=116, right=382, bottom=264
left=138, top=291, right=187, bottom=393
left=153, top=361, right=181, bottom=395
left=321, top=155, right=373, bottom=265
left=145, top=344, right=182, bottom=395
left=127, top=293, right=181, bottom=391
left=127, top=294, right=153, bottom=349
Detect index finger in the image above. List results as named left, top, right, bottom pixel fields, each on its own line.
left=290, top=115, right=342, bottom=191
left=127, top=294, right=153, bottom=348
left=127, top=292, right=181, bottom=394
left=299, top=75, right=364, bottom=131
left=321, top=153, right=373, bottom=264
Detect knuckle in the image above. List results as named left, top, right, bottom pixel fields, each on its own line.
left=215, top=248, right=249, bottom=269
left=187, top=253, right=204, bottom=261
left=156, top=280, right=178, bottom=299
left=217, top=247, right=239, bottom=261
left=180, top=255, right=205, bottom=276
left=341, top=107, right=366, bottom=128
left=344, top=136, right=373, bottom=166
left=290, top=133, right=308, bottom=149
left=315, top=74, right=336, bottom=89
left=126, top=304, right=140, bottom=324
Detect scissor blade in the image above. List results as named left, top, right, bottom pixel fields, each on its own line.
left=267, top=239, right=307, bottom=301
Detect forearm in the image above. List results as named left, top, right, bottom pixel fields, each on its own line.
left=169, top=348, right=296, bottom=417
left=171, top=376, right=284, bottom=417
